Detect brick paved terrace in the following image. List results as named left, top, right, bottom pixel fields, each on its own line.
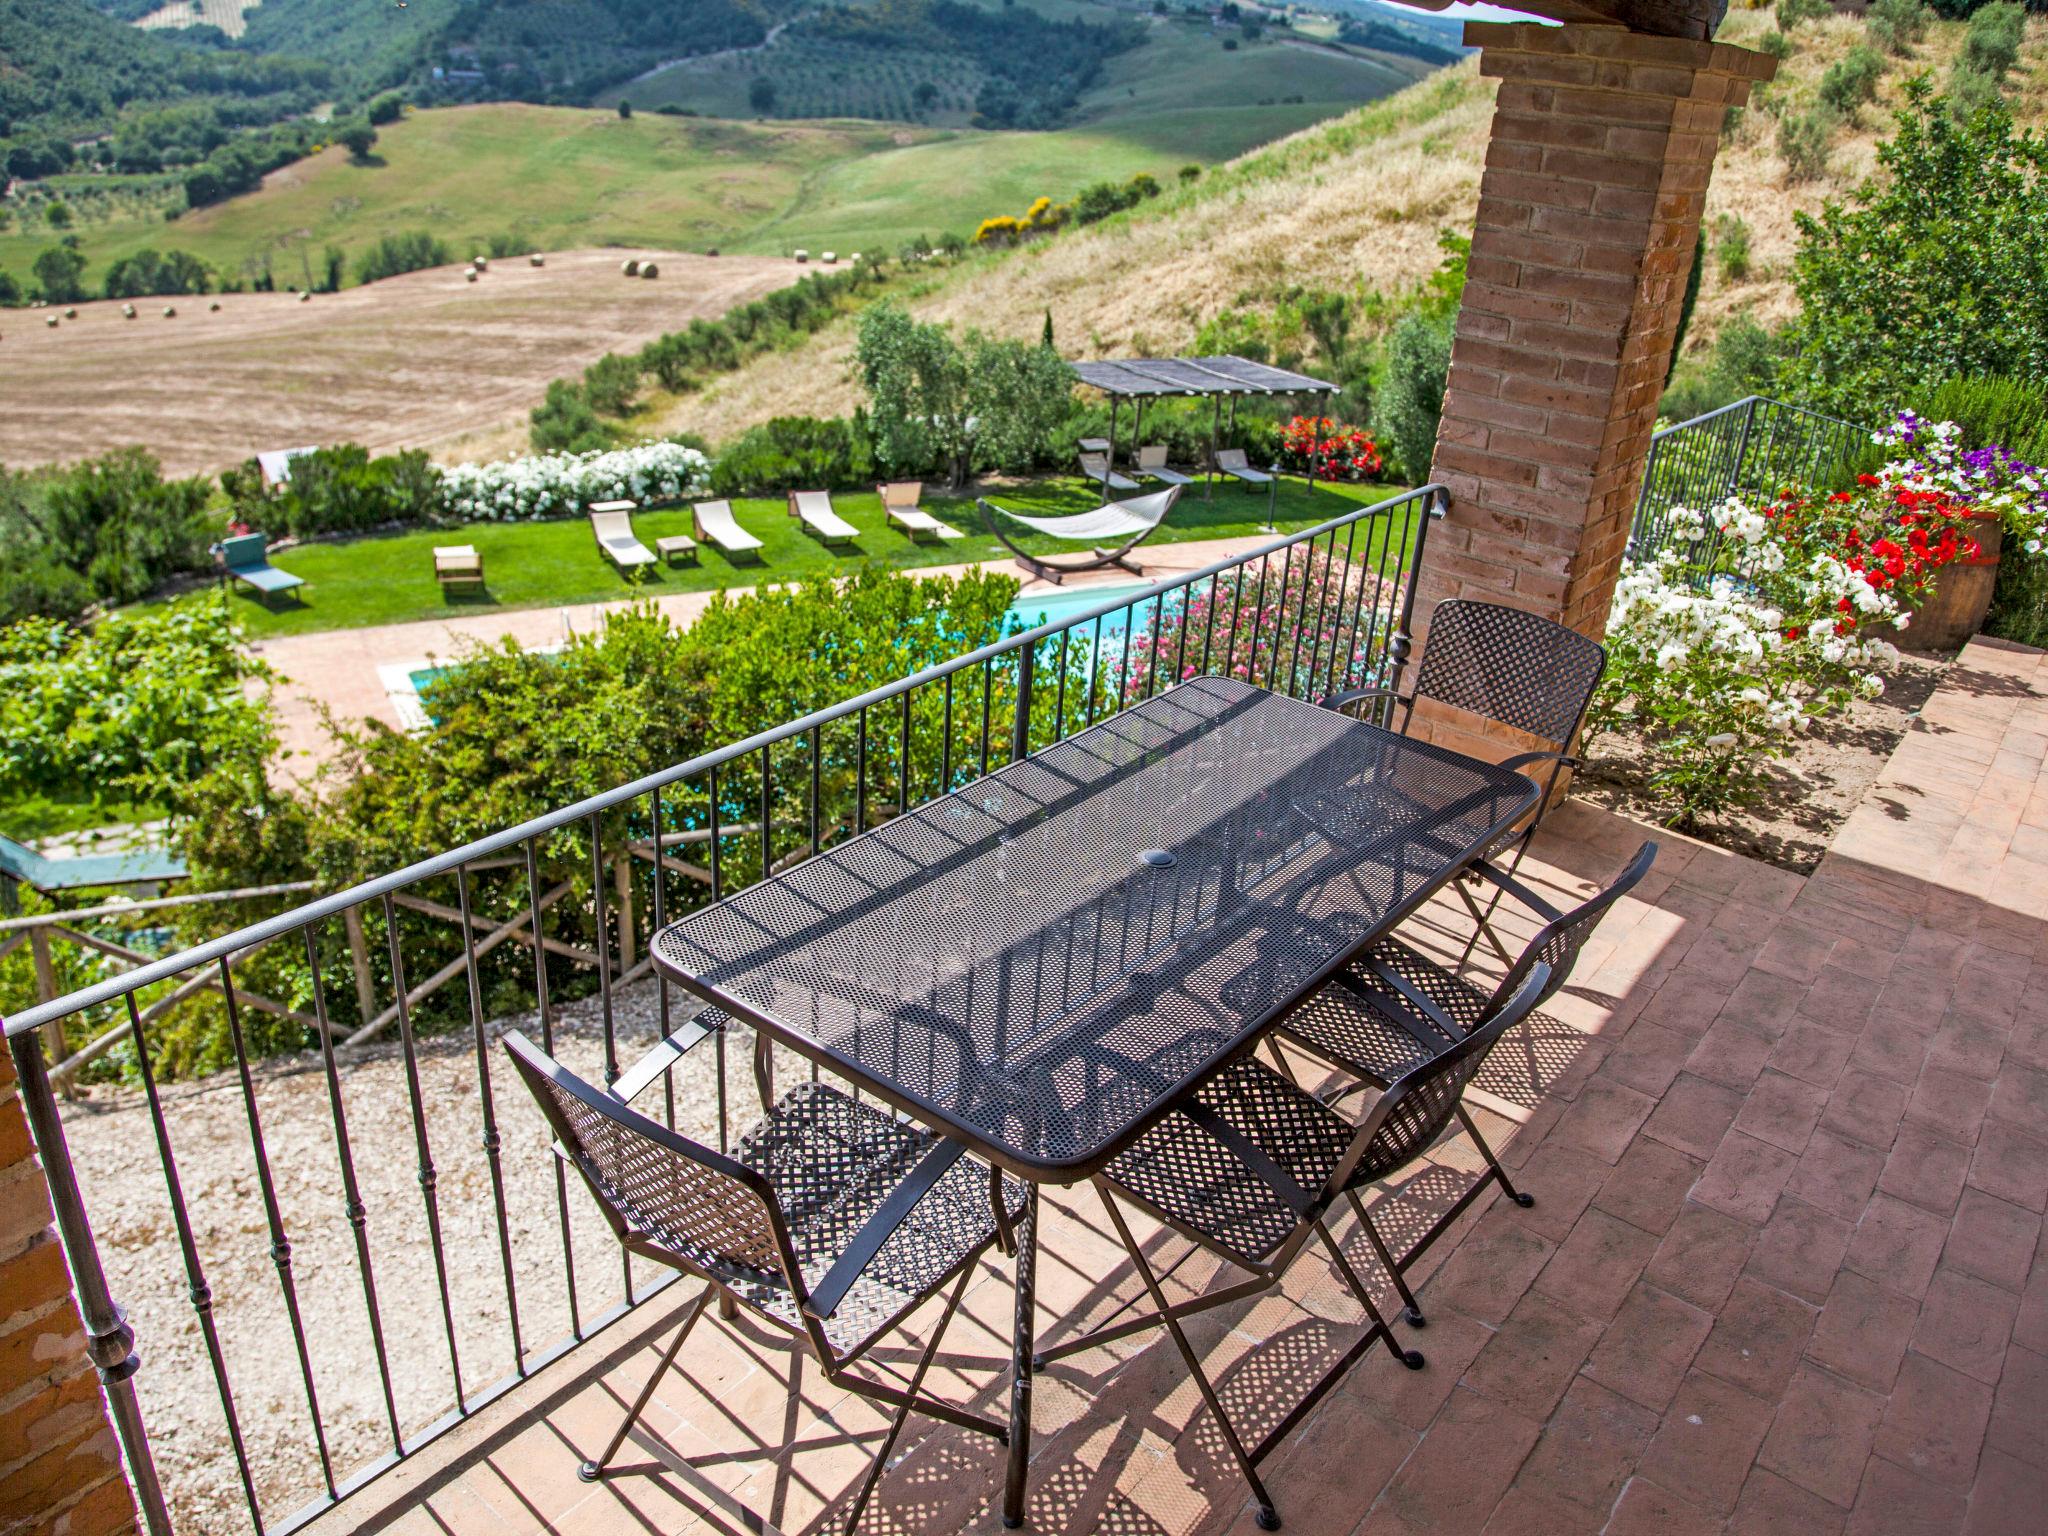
left=319, top=640, right=2048, bottom=1536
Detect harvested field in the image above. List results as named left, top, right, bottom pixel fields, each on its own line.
left=0, top=249, right=797, bottom=476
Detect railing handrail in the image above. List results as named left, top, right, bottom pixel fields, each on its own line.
left=1645, top=393, right=1862, bottom=447
left=4, top=482, right=1446, bottom=1039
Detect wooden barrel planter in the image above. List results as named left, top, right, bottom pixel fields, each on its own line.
left=1901, top=509, right=2003, bottom=652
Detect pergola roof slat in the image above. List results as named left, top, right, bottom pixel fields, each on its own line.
left=1068, top=354, right=1336, bottom=398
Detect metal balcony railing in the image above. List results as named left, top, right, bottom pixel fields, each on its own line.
left=1628, top=394, right=1868, bottom=568
left=2, top=483, right=1444, bottom=1536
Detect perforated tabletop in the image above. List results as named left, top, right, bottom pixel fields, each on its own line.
left=652, top=679, right=1537, bottom=1180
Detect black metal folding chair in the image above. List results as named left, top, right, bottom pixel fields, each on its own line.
left=1036, top=964, right=1551, bottom=1531
left=1324, top=598, right=1607, bottom=966
left=503, top=1028, right=1021, bottom=1535
left=1270, top=841, right=1656, bottom=1326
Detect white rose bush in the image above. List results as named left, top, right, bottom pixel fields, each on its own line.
left=439, top=440, right=712, bottom=523
left=1590, top=435, right=1984, bottom=829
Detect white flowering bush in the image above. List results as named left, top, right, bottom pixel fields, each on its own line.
left=439, top=440, right=712, bottom=522
left=1590, top=549, right=1901, bottom=828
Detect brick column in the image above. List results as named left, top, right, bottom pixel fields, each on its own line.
left=0, top=1044, right=138, bottom=1536
left=1418, top=21, right=1775, bottom=656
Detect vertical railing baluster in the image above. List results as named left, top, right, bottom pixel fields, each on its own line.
left=525, top=836, right=579, bottom=1337
left=761, top=744, right=775, bottom=876
left=1322, top=516, right=1362, bottom=697
left=649, top=783, right=673, bottom=1126
left=1201, top=571, right=1222, bottom=675
left=379, top=893, right=466, bottom=1412
left=1172, top=580, right=1192, bottom=686
left=898, top=688, right=913, bottom=812
left=979, top=659, right=993, bottom=775
left=708, top=766, right=723, bottom=900
left=1054, top=628, right=1070, bottom=741
left=808, top=726, right=823, bottom=857
left=221, top=953, right=333, bottom=1502
left=456, top=865, right=525, bottom=1365
left=587, top=812, right=618, bottom=1090
left=855, top=707, right=869, bottom=833
left=1264, top=544, right=1295, bottom=691
left=1012, top=642, right=1034, bottom=763
left=585, top=812, right=630, bottom=1304
left=125, top=993, right=262, bottom=1533
left=1113, top=602, right=1134, bottom=710
left=305, top=924, right=403, bottom=1453
left=1085, top=615, right=1103, bottom=724
left=940, top=674, right=955, bottom=792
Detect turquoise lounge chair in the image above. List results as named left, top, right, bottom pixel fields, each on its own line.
left=0, top=834, right=186, bottom=895
left=217, top=533, right=305, bottom=602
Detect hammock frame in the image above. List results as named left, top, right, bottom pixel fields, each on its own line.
left=976, top=486, right=1183, bottom=584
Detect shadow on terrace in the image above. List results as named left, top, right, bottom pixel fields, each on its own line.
left=283, top=637, right=2048, bottom=1536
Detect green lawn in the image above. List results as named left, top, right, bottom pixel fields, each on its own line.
left=0, top=790, right=165, bottom=843
left=200, top=475, right=1414, bottom=639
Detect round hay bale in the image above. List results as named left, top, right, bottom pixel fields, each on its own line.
left=640, top=262, right=659, bottom=279
left=299, top=291, right=312, bottom=303
left=63, top=307, right=77, bottom=319
left=622, top=258, right=641, bottom=277
left=530, top=253, right=545, bottom=267
left=122, top=304, right=136, bottom=319
left=162, top=305, right=176, bottom=318
left=46, top=315, right=59, bottom=328
left=210, top=301, right=222, bottom=312
left=822, top=251, right=837, bottom=264
left=466, top=270, right=478, bottom=283
left=473, top=256, right=489, bottom=272
left=794, top=249, right=808, bottom=263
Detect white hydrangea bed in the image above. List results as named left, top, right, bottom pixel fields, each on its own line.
left=439, top=441, right=713, bottom=522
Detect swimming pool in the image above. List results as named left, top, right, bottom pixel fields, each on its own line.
left=381, top=581, right=1184, bottom=730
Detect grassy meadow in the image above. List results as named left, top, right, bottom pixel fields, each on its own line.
left=0, top=21, right=1432, bottom=298
left=191, top=474, right=1412, bottom=638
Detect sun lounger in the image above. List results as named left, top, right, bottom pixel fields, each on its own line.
left=434, top=544, right=484, bottom=587
left=878, top=482, right=962, bottom=542
left=692, top=500, right=763, bottom=561
left=788, top=489, right=858, bottom=546
left=1079, top=452, right=1138, bottom=493
left=215, top=533, right=305, bottom=603
left=1213, top=448, right=1275, bottom=488
left=590, top=502, right=656, bottom=570
left=1136, top=445, right=1196, bottom=487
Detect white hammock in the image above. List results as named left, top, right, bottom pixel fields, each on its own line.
left=988, top=487, right=1179, bottom=543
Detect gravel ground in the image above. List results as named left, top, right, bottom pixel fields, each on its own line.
left=58, top=975, right=779, bottom=1533
left=1579, top=652, right=1948, bottom=874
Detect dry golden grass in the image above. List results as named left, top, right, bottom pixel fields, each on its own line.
left=644, top=65, right=1496, bottom=446
left=548, top=10, right=2043, bottom=456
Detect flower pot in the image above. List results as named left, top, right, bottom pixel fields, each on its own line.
left=1899, top=510, right=2002, bottom=651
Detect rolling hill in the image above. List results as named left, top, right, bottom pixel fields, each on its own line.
left=591, top=8, right=2047, bottom=455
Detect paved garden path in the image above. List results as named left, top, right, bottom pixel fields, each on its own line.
left=252, top=532, right=1286, bottom=771
left=310, top=636, right=2048, bottom=1536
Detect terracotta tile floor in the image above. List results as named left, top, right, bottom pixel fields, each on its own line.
left=336, top=638, right=2048, bottom=1536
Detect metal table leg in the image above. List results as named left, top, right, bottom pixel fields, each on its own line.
left=1002, top=1185, right=1039, bottom=1528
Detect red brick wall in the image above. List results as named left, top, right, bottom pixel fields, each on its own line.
left=1418, top=22, right=1775, bottom=650
left=0, top=1047, right=137, bottom=1536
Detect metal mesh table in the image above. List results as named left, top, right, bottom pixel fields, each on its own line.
left=652, top=677, right=1538, bottom=1179
left=651, top=675, right=1537, bottom=1528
